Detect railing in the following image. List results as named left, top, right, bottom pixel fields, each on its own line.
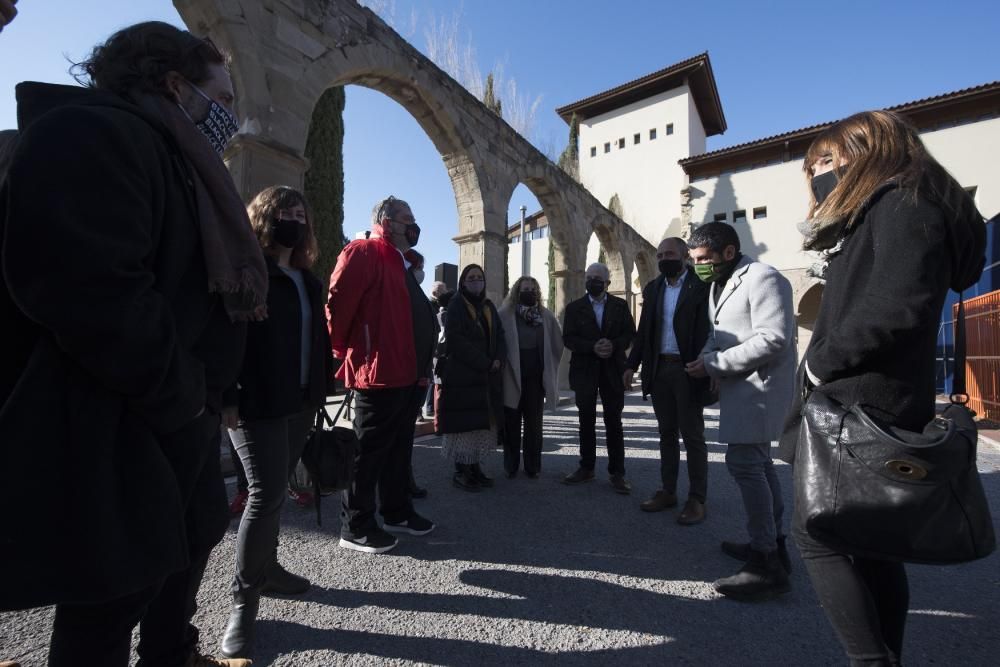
left=955, top=290, right=1000, bottom=421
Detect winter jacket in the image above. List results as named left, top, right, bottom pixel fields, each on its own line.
left=563, top=293, right=636, bottom=394
left=498, top=303, right=564, bottom=411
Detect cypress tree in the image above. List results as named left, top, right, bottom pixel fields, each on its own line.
left=304, top=86, right=346, bottom=285
left=557, top=113, right=579, bottom=180
left=483, top=72, right=502, bottom=117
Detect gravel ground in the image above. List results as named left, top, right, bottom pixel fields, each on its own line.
left=2, top=392, right=999, bottom=666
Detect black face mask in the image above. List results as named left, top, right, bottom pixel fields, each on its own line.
left=519, top=292, right=538, bottom=307
left=811, top=167, right=847, bottom=206
left=585, top=279, right=605, bottom=297
left=271, top=219, right=304, bottom=248
left=404, top=223, right=421, bottom=248
left=658, top=258, right=684, bottom=278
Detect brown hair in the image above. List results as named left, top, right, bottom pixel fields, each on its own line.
left=73, top=22, right=228, bottom=98
left=246, top=186, right=319, bottom=269
left=505, top=276, right=544, bottom=307
left=804, top=110, right=976, bottom=228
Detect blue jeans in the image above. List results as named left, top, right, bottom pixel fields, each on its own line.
left=725, top=443, right=784, bottom=553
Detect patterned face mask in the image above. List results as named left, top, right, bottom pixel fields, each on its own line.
left=184, top=80, right=239, bottom=154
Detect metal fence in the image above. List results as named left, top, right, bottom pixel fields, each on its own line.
left=954, top=290, right=1000, bottom=421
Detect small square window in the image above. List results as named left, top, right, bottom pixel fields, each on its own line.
left=618, top=137, right=625, bottom=149
left=733, top=209, right=747, bottom=223
left=753, top=206, right=767, bottom=220
left=633, top=133, right=641, bottom=145
left=713, top=212, right=727, bottom=223
left=590, top=146, right=597, bottom=157
left=604, top=142, right=611, bottom=153
left=666, top=123, right=674, bottom=135
left=650, top=128, right=657, bottom=140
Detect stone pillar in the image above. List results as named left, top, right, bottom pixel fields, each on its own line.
left=453, top=229, right=508, bottom=302
left=224, top=135, right=309, bottom=202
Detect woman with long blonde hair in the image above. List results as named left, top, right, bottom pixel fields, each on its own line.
left=789, top=111, right=984, bottom=665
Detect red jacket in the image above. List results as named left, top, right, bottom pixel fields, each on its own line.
left=327, top=236, right=418, bottom=389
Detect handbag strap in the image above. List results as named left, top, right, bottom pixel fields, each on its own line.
left=952, top=293, right=969, bottom=405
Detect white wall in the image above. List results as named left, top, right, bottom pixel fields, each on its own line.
left=507, top=236, right=554, bottom=305
left=578, top=86, right=695, bottom=243
left=922, top=117, right=1000, bottom=219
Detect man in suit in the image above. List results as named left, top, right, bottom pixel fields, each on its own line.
left=562, top=263, right=636, bottom=493
left=624, top=237, right=711, bottom=524
left=685, top=222, right=796, bottom=602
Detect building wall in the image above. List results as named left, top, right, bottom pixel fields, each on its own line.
left=507, top=235, right=553, bottom=304
left=921, top=116, right=1000, bottom=219
left=578, top=86, right=696, bottom=243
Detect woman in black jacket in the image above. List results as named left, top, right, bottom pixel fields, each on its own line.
left=792, top=111, right=984, bottom=666
left=437, top=264, right=506, bottom=490
left=220, top=186, right=333, bottom=658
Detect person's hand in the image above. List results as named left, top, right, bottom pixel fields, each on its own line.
left=594, top=338, right=613, bottom=359
left=221, top=406, right=239, bottom=430
left=685, top=356, right=708, bottom=378
left=623, top=368, right=634, bottom=390
left=0, top=0, right=18, bottom=33
left=490, top=359, right=501, bottom=373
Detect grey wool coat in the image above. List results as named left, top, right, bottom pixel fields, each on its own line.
left=498, top=303, right=564, bottom=411
left=701, top=255, right=797, bottom=443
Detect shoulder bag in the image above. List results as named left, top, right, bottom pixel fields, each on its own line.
left=794, top=296, right=996, bottom=563
left=301, top=391, right=358, bottom=526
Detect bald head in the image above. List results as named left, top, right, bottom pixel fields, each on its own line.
left=585, top=263, right=610, bottom=281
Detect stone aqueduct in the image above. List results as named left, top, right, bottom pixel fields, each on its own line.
left=174, top=0, right=657, bottom=317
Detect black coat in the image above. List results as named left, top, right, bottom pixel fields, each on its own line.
left=0, top=83, right=246, bottom=609
left=627, top=271, right=711, bottom=399
left=437, top=294, right=506, bottom=434
left=227, top=258, right=333, bottom=421
left=563, top=293, right=636, bottom=393
left=781, top=187, right=979, bottom=464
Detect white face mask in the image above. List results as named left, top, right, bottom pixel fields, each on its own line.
left=412, top=269, right=425, bottom=285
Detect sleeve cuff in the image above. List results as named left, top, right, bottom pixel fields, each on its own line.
left=804, top=360, right=823, bottom=387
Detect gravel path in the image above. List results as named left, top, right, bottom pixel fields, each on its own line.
left=3, top=393, right=999, bottom=666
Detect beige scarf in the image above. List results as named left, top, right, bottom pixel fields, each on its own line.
left=135, top=93, right=268, bottom=322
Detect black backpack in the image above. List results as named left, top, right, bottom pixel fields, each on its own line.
left=301, top=392, right=358, bottom=525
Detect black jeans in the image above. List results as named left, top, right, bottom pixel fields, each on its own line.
left=795, top=524, right=909, bottom=666
left=49, top=413, right=228, bottom=666
left=342, top=385, right=422, bottom=536
left=229, top=407, right=314, bottom=592
left=574, top=365, right=626, bottom=475
left=649, top=358, right=708, bottom=501
left=504, top=350, right=545, bottom=475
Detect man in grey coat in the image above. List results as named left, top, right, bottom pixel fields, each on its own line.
left=685, top=222, right=796, bottom=602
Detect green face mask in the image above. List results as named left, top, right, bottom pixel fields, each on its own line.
left=694, top=262, right=719, bottom=283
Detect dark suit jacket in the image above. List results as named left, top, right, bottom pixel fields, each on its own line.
left=627, top=270, right=711, bottom=399
left=563, top=293, right=635, bottom=394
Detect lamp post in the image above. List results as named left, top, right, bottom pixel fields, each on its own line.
left=519, top=205, right=528, bottom=277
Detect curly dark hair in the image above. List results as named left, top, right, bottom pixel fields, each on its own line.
left=72, top=21, right=228, bottom=97
left=688, top=221, right=741, bottom=255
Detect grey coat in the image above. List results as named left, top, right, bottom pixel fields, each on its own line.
left=701, top=255, right=796, bottom=444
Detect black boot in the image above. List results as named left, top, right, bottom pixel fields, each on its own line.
left=469, top=463, right=494, bottom=488
left=261, top=561, right=310, bottom=596
left=713, top=548, right=791, bottom=602
left=452, top=464, right=481, bottom=492
left=720, top=535, right=792, bottom=573
left=220, top=588, right=260, bottom=658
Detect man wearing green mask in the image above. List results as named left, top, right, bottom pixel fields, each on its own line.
left=684, top=222, right=796, bottom=603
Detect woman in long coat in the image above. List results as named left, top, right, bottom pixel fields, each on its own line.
left=437, top=264, right=506, bottom=491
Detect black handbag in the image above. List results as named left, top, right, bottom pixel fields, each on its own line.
left=794, top=297, right=996, bottom=564
left=301, top=391, right=358, bottom=526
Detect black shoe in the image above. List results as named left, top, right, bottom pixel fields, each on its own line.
left=453, top=465, right=482, bottom=492
left=713, top=548, right=791, bottom=602
left=721, top=536, right=792, bottom=574
left=609, top=474, right=631, bottom=494
left=525, top=471, right=539, bottom=479
left=220, top=589, right=260, bottom=658
left=563, top=468, right=595, bottom=484
left=339, top=527, right=398, bottom=554
left=470, top=463, right=494, bottom=488
left=384, top=512, right=436, bottom=536
left=261, top=562, right=310, bottom=596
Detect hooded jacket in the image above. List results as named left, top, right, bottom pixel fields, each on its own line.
left=0, top=83, right=245, bottom=609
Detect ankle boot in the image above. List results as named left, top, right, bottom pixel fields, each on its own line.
left=721, top=535, right=792, bottom=573
left=220, top=588, right=260, bottom=658
left=469, top=463, right=493, bottom=487
left=452, top=464, right=481, bottom=492
left=713, top=548, right=791, bottom=602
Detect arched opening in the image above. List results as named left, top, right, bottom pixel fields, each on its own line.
left=505, top=183, right=547, bottom=306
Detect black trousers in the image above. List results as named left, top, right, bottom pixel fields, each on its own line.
left=795, top=524, right=909, bottom=666
left=574, top=365, right=626, bottom=475
left=342, top=384, right=422, bottom=536
left=49, top=413, right=229, bottom=666
left=504, top=350, right=545, bottom=475
left=649, top=358, right=708, bottom=501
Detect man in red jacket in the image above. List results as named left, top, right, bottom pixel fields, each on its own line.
left=327, top=196, right=437, bottom=553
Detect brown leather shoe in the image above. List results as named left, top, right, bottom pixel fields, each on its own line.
left=640, top=490, right=678, bottom=512
left=563, top=468, right=595, bottom=484
left=186, top=651, right=252, bottom=666
left=677, top=498, right=706, bottom=525
left=609, top=474, right=632, bottom=495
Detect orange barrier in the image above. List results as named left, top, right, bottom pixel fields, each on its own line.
left=955, top=291, right=1000, bottom=421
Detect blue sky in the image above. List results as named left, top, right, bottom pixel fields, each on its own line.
left=2, top=0, right=998, bottom=287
